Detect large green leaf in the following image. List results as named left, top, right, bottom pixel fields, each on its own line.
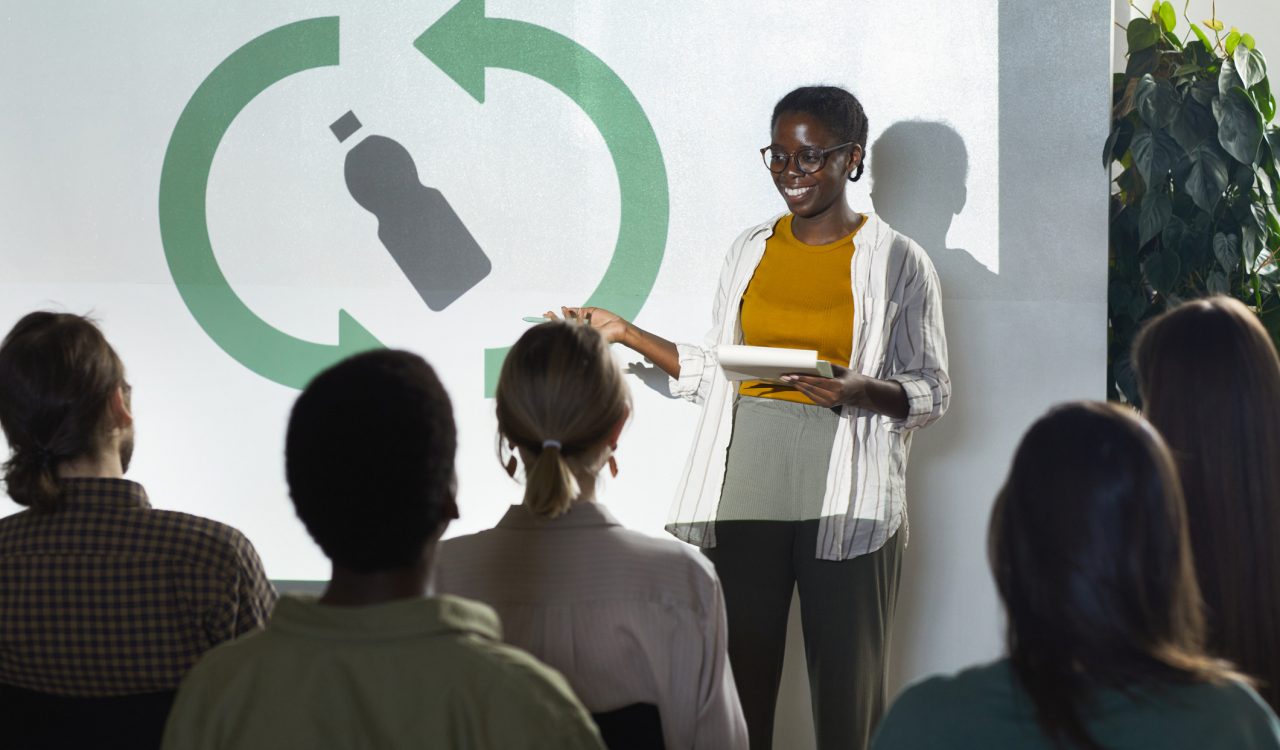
left=1190, top=23, right=1213, bottom=53
left=1215, top=88, right=1265, bottom=164
left=1185, top=142, right=1231, bottom=211
left=1191, top=79, right=1218, bottom=106
left=1172, top=152, right=1195, bottom=187
left=1143, top=249, right=1182, bottom=293
left=1208, top=269, right=1230, bottom=294
left=1214, top=231, right=1242, bottom=273
left=1132, top=127, right=1180, bottom=187
left=1265, top=128, right=1280, bottom=195
left=1252, top=77, right=1276, bottom=123
left=1220, top=58, right=1245, bottom=96
left=1137, top=74, right=1180, bottom=128
left=1139, top=191, right=1173, bottom=245
left=1233, top=162, right=1258, bottom=190
left=1127, top=47, right=1160, bottom=77
left=1157, top=1, right=1176, bottom=32
left=1186, top=39, right=1215, bottom=69
left=1244, top=223, right=1263, bottom=262
left=1236, top=46, right=1268, bottom=89
left=1227, top=30, right=1243, bottom=56
left=1104, top=118, right=1134, bottom=166
left=1161, top=215, right=1192, bottom=266
left=1170, top=96, right=1216, bottom=153
left=1128, top=18, right=1161, bottom=52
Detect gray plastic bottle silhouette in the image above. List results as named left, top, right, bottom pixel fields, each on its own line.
left=332, top=111, right=490, bottom=311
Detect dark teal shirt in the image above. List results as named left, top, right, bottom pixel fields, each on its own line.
left=872, top=659, right=1280, bottom=750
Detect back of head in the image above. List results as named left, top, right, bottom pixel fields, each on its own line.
left=286, top=349, right=456, bottom=573
left=1133, top=295, right=1280, bottom=710
left=0, top=312, right=125, bottom=512
left=990, top=401, right=1226, bottom=749
left=495, top=321, right=630, bottom=518
left=771, top=85, right=869, bottom=182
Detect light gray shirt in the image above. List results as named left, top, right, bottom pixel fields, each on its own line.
left=436, top=502, right=748, bottom=750
left=667, top=213, right=950, bottom=560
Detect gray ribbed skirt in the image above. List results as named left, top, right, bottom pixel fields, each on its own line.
left=717, top=396, right=840, bottom=522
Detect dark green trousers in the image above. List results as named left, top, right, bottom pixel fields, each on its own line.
left=705, top=522, right=903, bottom=750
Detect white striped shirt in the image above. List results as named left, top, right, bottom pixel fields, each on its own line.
left=435, top=502, right=748, bottom=750
left=666, top=212, right=950, bottom=560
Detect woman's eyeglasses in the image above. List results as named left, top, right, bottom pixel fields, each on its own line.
left=760, top=142, right=855, bottom=175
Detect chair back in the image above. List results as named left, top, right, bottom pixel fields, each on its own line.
left=591, top=702, right=665, bottom=750
left=0, top=682, right=176, bottom=750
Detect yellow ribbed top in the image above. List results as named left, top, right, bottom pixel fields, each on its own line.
left=738, top=214, right=862, bottom=403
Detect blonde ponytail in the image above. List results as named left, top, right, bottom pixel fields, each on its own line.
left=495, top=322, right=630, bottom=518
left=522, top=443, right=581, bottom=518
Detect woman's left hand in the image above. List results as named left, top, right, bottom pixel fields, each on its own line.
left=781, top=365, right=863, bottom=408
left=782, top=366, right=910, bottom=417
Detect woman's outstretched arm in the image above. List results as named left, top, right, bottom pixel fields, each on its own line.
left=551, top=307, right=681, bottom=379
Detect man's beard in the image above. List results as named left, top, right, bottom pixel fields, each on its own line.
left=118, top=427, right=134, bottom=474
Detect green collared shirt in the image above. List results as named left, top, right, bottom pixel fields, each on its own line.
left=161, top=594, right=604, bottom=750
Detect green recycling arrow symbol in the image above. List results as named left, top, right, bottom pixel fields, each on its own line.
left=159, top=17, right=381, bottom=390
left=416, top=0, right=669, bottom=395
left=160, top=6, right=668, bottom=396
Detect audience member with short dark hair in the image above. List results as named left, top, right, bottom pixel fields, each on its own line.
left=1133, top=295, right=1280, bottom=713
left=0, top=311, right=275, bottom=750
left=437, top=321, right=748, bottom=749
left=161, top=349, right=605, bottom=750
left=871, top=402, right=1280, bottom=750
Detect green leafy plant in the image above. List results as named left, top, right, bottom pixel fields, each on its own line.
left=1108, top=1, right=1280, bottom=403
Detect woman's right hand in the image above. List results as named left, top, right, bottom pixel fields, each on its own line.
left=546, top=306, right=631, bottom=344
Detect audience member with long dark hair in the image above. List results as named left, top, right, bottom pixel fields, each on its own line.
left=871, top=402, right=1280, bottom=749
left=437, top=321, right=748, bottom=749
left=1133, top=295, right=1280, bottom=712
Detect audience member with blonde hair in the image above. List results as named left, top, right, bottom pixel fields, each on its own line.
left=871, top=402, right=1280, bottom=749
left=1134, top=295, right=1280, bottom=712
left=437, top=321, right=748, bottom=750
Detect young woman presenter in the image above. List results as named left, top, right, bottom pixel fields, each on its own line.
left=560, top=85, right=949, bottom=750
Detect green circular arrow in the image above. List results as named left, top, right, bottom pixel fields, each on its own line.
left=415, top=0, right=670, bottom=396
left=159, top=17, right=381, bottom=390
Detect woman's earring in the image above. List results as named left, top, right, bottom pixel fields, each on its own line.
left=608, top=444, right=618, bottom=478
left=502, top=440, right=518, bottom=478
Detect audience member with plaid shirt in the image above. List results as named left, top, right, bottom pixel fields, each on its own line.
left=0, top=312, right=276, bottom=750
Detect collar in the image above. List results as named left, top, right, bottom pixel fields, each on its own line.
left=267, top=593, right=502, bottom=642
left=57, top=477, right=151, bottom=510
left=493, top=501, right=622, bottom=531
left=751, top=211, right=883, bottom=246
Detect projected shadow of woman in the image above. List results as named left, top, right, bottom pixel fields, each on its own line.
left=870, top=121, right=998, bottom=300
left=869, top=121, right=999, bottom=690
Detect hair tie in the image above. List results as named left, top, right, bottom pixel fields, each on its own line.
left=541, top=439, right=562, bottom=451
left=32, top=446, right=53, bottom=466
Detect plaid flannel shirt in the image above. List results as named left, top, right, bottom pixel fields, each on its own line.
left=0, top=478, right=276, bottom=696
